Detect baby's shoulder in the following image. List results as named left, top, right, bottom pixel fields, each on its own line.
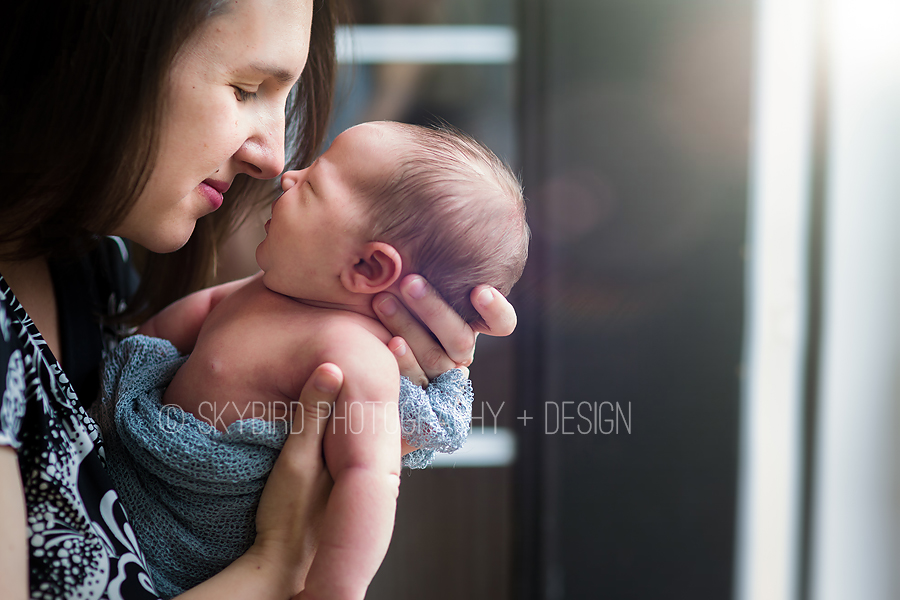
left=246, top=310, right=397, bottom=403
left=313, top=314, right=395, bottom=376
left=313, top=312, right=392, bottom=357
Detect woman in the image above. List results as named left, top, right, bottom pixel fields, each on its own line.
left=0, top=1, right=517, bottom=598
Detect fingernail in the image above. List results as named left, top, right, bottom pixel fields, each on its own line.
left=392, top=343, right=407, bottom=357
left=314, top=369, right=340, bottom=393
left=476, top=288, right=494, bottom=308
left=378, top=297, right=398, bottom=317
left=406, top=276, right=427, bottom=299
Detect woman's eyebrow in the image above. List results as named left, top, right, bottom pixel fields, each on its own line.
left=247, top=61, right=297, bottom=85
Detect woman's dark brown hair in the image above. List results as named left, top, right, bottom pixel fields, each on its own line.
left=0, top=0, right=342, bottom=323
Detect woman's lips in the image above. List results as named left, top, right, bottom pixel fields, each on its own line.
left=198, top=179, right=228, bottom=210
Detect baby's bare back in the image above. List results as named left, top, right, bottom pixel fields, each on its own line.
left=163, top=277, right=392, bottom=430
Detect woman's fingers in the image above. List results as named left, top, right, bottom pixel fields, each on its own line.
left=373, top=276, right=518, bottom=379
left=400, top=275, right=476, bottom=364
left=263, top=362, right=341, bottom=509
left=387, top=337, right=429, bottom=388
left=470, top=285, right=517, bottom=337
left=373, top=288, right=463, bottom=379
left=289, top=363, right=343, bottom=441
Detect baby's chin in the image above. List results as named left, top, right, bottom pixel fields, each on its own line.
left=254, top=240, right=268, bottom=273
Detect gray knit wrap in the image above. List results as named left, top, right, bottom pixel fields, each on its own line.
left=93, top=334, right=472, bottom=598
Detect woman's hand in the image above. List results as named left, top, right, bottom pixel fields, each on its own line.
left=176, top=363, right=342, bottom=600
left=253, top=363, right=342, bottom=591
left=372, top=275, right=517, bottom=386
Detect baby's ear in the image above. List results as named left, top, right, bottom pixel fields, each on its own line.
left=340, top=242, right=403, bottom=294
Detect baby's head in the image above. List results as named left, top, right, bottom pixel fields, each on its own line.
left=257, top=121, right=529, bottom=323
left=357, top=122, right=529, bottom=323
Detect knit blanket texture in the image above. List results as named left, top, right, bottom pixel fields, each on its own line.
left=93, top=334, right=472, bottom=598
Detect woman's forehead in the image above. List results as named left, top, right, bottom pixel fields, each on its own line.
left=184, top=0, right=312, bottom=80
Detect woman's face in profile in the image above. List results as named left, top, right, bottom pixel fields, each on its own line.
left=113, top=0, right=313, bottom=253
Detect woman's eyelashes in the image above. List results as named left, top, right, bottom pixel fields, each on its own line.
left=232, top=85, right=258, bottom=101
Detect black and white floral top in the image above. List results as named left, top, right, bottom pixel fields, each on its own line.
left=0, top=238, right=159, bottom=600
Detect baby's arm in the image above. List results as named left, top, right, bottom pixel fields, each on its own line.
left=298, top=334, right=402, bottom=600
left=138, top=273, right=260, bottom=353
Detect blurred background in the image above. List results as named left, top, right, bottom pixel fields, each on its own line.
left=219, top=0, right=900, bottom=598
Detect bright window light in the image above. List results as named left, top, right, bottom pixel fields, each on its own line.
left=808, top=0, right=900, bottom=598
left=734, top=0, right=817, bottom=599
left=336, top=26, right=517, bottom=65
left=430, top=428, right=517, bottom=468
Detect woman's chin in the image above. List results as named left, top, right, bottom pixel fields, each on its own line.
left=126, top=225, right=196, bottom=254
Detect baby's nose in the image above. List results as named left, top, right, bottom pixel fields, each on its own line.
left=281, top=171, right=301, bottom=191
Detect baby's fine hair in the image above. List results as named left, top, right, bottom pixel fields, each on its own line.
left=361, top=122, right=530, bottom=323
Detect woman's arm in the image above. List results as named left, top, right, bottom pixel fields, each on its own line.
left=174, top=363, right=342, bottom=600
left=0, top=447, right=28, bottom=600
left=138, top=273, right=260, bottom=354
left=373, top=275, right=517, bottom=385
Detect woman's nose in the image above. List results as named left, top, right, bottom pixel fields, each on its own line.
left=234, top=117, right=286, bottom=180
